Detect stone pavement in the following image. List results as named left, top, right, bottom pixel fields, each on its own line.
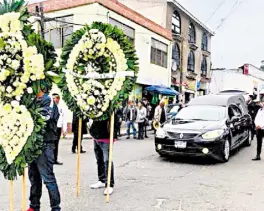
left=1, top=136, right=264, bottom=211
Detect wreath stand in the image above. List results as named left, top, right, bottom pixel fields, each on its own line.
left=76, top=118, right=82, bottom=196
left=9, top=180, right=14, bottom=211
left=22, top=168, right=27, bottom=211
left=106, top=112, right=115, bottom=203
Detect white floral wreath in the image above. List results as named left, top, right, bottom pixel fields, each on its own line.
left=0, top=12, right=43, bottom=164
left=0, top=12, right=45, bottom=101
left=65, top=29, right=128, bottom=118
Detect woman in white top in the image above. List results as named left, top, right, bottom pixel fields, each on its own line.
left=136, top=101, right=147, bottom=140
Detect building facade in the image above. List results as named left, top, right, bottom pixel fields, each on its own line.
left=29, top=0, right=172, bottom=123
left=119, top=0, right=214, bottom=102
left=209, top=64, right=264, bottom=101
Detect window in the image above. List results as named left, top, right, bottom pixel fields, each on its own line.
left=172, top=10, right=181, bottom=34
left=172, top=43, right=180, bottom=69
left=151, top=38, right=168, bottom=68
left=187, top=51, right=195, bottom=72
left=109, top=18, right=135, bottom=44
left=202, top=32, right=208, bottom=51
left=201, top=56, right=207, bottom=76
left=44, top=15, right=74, bottom=48
left=188, top=22, right=196, bottom=44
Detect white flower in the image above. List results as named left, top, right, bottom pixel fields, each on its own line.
left=6, top=86, right=13, bottom=93
left=27, top=87, right=33, bottom=94
left=11, top=100, right=19, bottom=107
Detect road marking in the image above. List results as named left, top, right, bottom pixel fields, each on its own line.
left=154, top=198, right=167, bottom=208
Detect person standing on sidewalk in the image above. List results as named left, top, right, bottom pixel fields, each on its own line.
left=143, top=98, right=150, bottom=138
left=123, top=100, right=137, bottom=139
left=71, top=113, right=88, bottom=154
left=27, top=89, right=61, bottom=211
left=154, top=101, right=166, bottom=130
left=136, top=101, right=147, bottom=140
left=89, top=117, right=118, bottom=195
left=52, top=93, right=67, bottom=165
left=252, top=99, right=264, bottom=161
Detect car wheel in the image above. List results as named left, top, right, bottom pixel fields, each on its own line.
left=221, top=139, right=230, bottom=162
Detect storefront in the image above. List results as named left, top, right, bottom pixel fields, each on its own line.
left=184, top=79, right=196, bottom=103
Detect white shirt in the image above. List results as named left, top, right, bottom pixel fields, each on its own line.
left=57, top=104, right=67, bottom=132
left=255, top=108, right=264, bottom=129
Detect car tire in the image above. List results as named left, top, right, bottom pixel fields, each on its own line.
left=245, top=130, right=252, bottom=147
left=221, top=139, right=230, bottom=163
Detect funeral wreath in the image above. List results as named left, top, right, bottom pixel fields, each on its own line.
left=58, top=22, right=139, bottom=120
left=0, top=0, right=58, bottom=180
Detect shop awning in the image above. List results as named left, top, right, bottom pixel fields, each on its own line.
left=145, top=85, right=180, bottom=96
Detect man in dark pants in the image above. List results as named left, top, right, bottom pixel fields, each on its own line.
left=252, top=99, right=264, bottom=161
left=89, top=117, right=117, bottom=195
left=71, top=113, right=88, bottom=154
left=27, top=90, right=61, bottom=211
left=52, top=94, right=67, bottom=165
left=247, top=95, right=258, bottom=140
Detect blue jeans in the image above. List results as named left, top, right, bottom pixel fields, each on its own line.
left=28, top=143, right=61, bottom=211
left=126, top=121, right=137, bottom=137
left=94, top=141, right=115, bottom=187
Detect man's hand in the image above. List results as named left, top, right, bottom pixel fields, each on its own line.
left=256, top=125, right=261, bottom=130
left=62, top=130, right=67, bottom=138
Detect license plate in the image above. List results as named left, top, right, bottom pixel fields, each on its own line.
left=174, top=141, right=187, bottom=149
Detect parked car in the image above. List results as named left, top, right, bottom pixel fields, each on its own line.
left=155, top=94, right=252, bottom=162
left=166, top=104, right=180, bottom=118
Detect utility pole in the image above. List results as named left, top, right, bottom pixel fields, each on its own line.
left=35, top=3, right=45, bottom=39
left=179, top=38, right=184, bottom=98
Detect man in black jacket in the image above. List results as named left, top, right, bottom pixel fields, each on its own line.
left=27, top=90, right=61, bottom=211
left=71, top=113, right=88, bottom=154
left=89, top=116, right=118, bottom=195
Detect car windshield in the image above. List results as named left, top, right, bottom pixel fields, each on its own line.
left=174, top=105, right=226, bottom=121
left=166, top=105, right=178, bottom=113
left=168, top=105, right=179, bottom=113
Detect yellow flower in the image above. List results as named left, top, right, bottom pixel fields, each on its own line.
left=3, top=104, right=11, bottom=112
left=87, top=96, right=96, bottom=105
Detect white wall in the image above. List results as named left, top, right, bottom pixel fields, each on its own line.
left=209, top=69, right=262, bottom=95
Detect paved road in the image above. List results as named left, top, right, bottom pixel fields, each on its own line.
left=1, top=134, right=264, bottom=211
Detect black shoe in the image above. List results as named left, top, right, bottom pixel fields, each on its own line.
left=133, top=136, right=137, bottom=139
left=252, top=157, right=261, bottom=161
left=126, top=137, right=130, bottom=139
left=81, top=150, right=86, bottom=154
left=72, top=150, right=76, bottom=154
left=145, top=136, right=149, bottom=138
left=54, top=161, right=63, bottom=165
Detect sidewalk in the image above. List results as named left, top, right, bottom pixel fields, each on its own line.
left=65, top=122, right=153, bottom=140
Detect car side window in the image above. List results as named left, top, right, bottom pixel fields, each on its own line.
left=228, top=105, right=242, bottom=119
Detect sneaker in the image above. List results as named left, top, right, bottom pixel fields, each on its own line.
left=104, top=187, right=114, bottom=195
left=90, top=181, right=105, bottom=189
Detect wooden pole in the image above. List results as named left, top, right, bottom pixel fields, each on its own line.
left=76, top=118, right=82, bottom=197
left=10, top=180, right=14, bottom=211
left=106, top=112, right=115, bottom=203
left=22, top=168, right=27, bottom=211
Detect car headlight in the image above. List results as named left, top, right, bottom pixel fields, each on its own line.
left=156, top=128, right=167, bottom=139
left=201, top=129, right=224, bottom=140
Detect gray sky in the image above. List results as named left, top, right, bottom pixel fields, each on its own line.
left=177, top=0, right=263, bottom=69
left=4, top=0, right=263, bottom=69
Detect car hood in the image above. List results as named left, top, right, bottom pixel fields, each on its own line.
left=163, top=120, right=225, bottom=133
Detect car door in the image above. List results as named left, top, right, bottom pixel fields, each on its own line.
left=227, top=105, right=242, bottom=147
left=231, top=105, right=246, bottom=144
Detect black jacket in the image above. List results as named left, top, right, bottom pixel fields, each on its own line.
left=89, top=115, right=118, bottom=140
left=72, top=113, right=88, bottom=134
left=36, top=94, right=60, bottom=143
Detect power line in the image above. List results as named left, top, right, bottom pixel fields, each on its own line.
left=205, top=0, right=227, bottom=23
left=214, top=0, right=245, bottom=31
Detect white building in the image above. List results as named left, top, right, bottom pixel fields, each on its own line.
left=29, top=0, right=173, bottom=126
left=209, top=64, right=264, bottom=100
